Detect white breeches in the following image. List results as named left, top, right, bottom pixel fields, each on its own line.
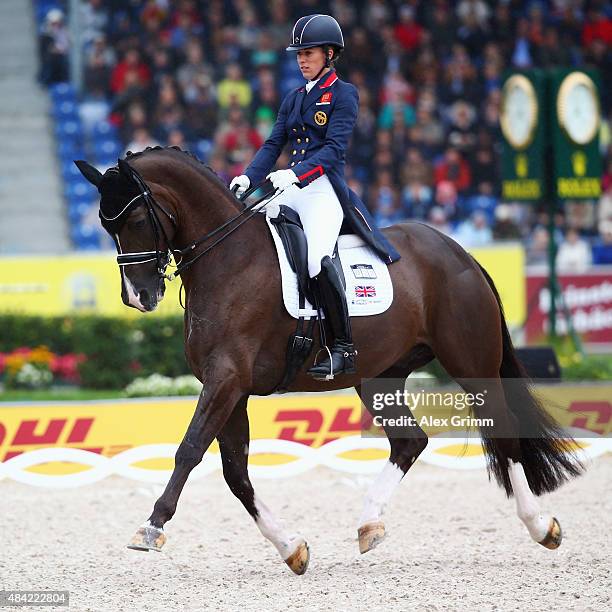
left=271, top=175, right=343, bottom=277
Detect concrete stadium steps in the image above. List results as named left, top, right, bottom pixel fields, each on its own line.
left=0, top=0, right=69, bottom=254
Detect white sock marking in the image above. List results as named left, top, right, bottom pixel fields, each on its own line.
left=359, top=461, right=405, bottom=526
left=508, top=460, right=550, bottom=542
left=254, top=496, right=303, bottom=561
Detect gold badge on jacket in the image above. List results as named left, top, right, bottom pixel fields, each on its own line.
left=314, top=111, right=327, bottom=126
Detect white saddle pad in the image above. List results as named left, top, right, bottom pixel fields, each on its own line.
left=266, top=216, right=393, bottom=319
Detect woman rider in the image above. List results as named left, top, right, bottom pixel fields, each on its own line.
left=230, top=14, right=400, bottom=380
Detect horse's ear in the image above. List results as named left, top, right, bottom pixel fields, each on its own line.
left=74, top=160, right=103, bottom=187
left=117, top=158, right=134, bottom=181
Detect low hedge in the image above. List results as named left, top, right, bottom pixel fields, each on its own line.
left=2, top=314, right=610, bottom=388
left=561, top=355, right=612, bottom=381
left=0, top=314, right=189, bottom=389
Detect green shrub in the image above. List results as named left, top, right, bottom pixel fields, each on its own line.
left=133, top=317, right=187, bottom=378
left=0, top=314, right=189, bottom=389
left=71, top=316, right=135, bottom=388
left=562, top=355, right=612, bottom=381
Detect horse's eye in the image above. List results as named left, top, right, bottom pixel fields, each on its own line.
left=127, top=219, right=146, bottom=230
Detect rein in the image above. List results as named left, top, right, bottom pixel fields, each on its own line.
left=166, top=182, right=278, bottom=280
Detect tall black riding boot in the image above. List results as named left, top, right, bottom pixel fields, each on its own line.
left=307, top=256, right=357, bottom=380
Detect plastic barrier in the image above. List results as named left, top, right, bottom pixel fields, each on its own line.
left=1, top=384, right=610, bottom=487
left=1, top=432, right=608, bottom=489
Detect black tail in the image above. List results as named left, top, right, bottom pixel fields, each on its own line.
left=474, top=260, right=583, bottom=496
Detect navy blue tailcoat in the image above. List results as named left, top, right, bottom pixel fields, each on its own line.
left=245, top=70, right=400, bottom=264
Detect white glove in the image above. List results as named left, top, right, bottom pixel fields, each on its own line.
left=230, top=174, right=250, bottom=197
left=267, top=169, right=299, bottom=192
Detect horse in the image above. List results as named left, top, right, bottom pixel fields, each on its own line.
left=75, top=147, right=582, bottom=575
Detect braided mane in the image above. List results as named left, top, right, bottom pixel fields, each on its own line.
left=124, top=145, right=226, bottom=188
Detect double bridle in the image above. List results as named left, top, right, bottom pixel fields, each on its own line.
left=105, top=166, right=277, bottom=282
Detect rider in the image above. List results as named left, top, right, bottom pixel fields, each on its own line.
left=230, top=14, right=400, bottom=380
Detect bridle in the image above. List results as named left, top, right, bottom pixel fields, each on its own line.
left=102, top=168, right=175, bottom=279
left=105, top=165, right=278, bottom=282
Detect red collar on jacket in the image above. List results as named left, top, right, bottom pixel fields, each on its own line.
left=297, top=70, right=338, bottom=93
left=319, top=70, right=338, bottom=88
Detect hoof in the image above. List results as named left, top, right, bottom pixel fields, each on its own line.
left=284, top=541, right=310, bottom=575
left=127, top=525, right=166, bottom=552
left=538, top=517, right=562, bottom=550
left=358, top=521, right=386, bottom=554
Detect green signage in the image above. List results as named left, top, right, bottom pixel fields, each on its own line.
left=499, top=68, right=602, bottom=342
left=550, top=69, right=602, bottom=201
left=500, top=70, right=547, bottom=202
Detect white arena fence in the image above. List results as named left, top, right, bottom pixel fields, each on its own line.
left=0, top=430, right=609, bottom=488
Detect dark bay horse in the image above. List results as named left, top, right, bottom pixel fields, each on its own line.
left=76, top=147, right=582, bottom=575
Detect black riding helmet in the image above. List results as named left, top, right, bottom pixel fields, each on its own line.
left=286, top=14, right=344, bottom=79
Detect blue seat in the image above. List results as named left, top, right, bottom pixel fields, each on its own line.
left=55, top=119, right=82, bottom=140
left=71, top=224, right=101, bottom=250
left=92, top=120, right=118, bottom=139
left=57, top=139, right=85, bottom=159
left=61, top=160, right=84, bottom=181
left=65, top=178, right=97, bottom=201
left=49, top=82, right=76, bottom=103
left=52, top=99, right=79, bottom=120
left=93, top=138, right=122, bottom=158
left=67, top=199, right=93, bottom=223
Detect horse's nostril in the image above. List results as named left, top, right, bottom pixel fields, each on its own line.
left=139, top=289, right=150, bottom=305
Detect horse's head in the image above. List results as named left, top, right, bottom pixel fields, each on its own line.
left=75, top=158, right=176, bottom=312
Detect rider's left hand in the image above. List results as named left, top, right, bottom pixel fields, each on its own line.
left=267, top=169, right=299, bottom=192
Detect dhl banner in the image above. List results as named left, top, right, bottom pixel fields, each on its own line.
left=0, top=245, right=525, bottom=324
left=0, top=388, right=609, bottom=487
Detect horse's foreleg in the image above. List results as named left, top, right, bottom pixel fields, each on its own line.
left=356, top=383, right=428, bottom=554
left=127, top=371, right=242, bottom=552
left=217, top=397, right=309, bottom=575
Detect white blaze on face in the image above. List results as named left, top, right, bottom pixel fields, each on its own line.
left=116, top=234, right=146, bottom=312
left=121, top=267, right=147, bottom=312
left=253, top=495, right=303, bottom=561
left=359, top=460, right=405, bottom=526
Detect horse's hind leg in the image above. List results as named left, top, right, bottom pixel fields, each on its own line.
left=355, top=359, right=430, bottom=554
left=217, top=396, right=310, bottom=575
left=431, top=311, right=563, bottom=549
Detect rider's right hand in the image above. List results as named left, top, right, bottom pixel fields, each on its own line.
left=230, top=174, right=250, bottom=197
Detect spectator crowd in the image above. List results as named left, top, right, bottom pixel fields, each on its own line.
left=39, top=0, right=612, bottom=265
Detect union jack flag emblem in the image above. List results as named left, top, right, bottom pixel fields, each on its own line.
left=355, top=285, right=376, bottom=298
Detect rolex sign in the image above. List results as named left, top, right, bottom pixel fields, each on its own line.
left=551, top=69, right=601, bottom=201
left=500, top=71, right=546, bottom=202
